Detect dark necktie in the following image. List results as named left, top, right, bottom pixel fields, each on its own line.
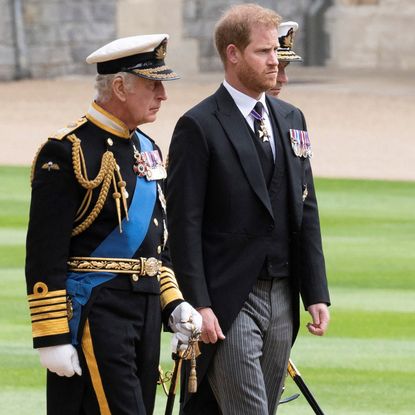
left=251, top=102, right=274, bottom=162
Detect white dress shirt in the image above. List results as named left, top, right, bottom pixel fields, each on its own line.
left=222, top=79, right=276, bottom=160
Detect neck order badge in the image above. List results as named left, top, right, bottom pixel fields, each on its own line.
left=251, top=102, right=270, bottom=143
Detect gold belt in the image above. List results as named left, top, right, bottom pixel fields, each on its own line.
left=67, top=256, right=161, bottom=277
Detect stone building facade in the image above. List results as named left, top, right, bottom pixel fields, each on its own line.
left=1, top=0, right=116, bottom=80
left=327, top=0, right=415, bottom=70
left=181, top=0, right=310, bottom=72
left=0, top=0, right=413, bottom=80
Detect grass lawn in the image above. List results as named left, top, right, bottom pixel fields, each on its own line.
left=0, top=166, right=414, bottom=414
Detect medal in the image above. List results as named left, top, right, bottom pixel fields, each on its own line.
left=133, top=152, right=148, bottom=177
left=302, top=184, right=308, bottom=201
left=133, top=145, right=167, bottom=180
left=251, top=107, right=270, bottom=142
left=258, top=122, right=270, bottom=142
left=289, top=129, right=312, bottom=158
left=304, top=131, right=313, bottom=158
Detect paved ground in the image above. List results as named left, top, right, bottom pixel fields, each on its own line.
left=1, top=67, right=414, bottom=180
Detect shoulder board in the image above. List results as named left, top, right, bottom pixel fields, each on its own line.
left=49, top=117, right=87, bottom=141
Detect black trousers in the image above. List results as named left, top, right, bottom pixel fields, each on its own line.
left=47, top=285, right=161, bottom=415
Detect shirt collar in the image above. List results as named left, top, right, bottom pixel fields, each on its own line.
left=222, top=79, right=269, bottom=119
left=86, top=101, right=131, bottom=139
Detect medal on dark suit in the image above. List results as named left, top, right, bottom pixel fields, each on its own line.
left=289, top=129, right=313, bottom=158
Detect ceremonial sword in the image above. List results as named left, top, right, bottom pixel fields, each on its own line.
left=164, top=329, right=201, bottom=415
left=287, top=359, right=326, bottom=415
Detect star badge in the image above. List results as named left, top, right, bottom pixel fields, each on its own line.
left=259, top=124, right=270, bottom=142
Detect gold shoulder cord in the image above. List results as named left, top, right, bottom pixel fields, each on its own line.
left=67, top=134, right=129, bottom=236
left=30, top=142, right=47, bottom=184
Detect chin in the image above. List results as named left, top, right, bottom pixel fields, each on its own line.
left=267, top=90, right=279, bottom=97
left=262, top=82, right=277, bottom=93
left=141, top=115, right=157, bottom=125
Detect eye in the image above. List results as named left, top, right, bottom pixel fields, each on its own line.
left=149, top=81, right=157, bottom=91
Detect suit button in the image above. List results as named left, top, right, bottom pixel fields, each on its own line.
left=157, top=245, right=162, bottom=254
left=153, top=218, right=159, bottom=227
left=131, top=274, right=139, bottom=282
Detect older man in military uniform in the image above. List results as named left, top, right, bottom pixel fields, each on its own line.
left=268, top=21, right=303, bottom=98
left=25, top=34, right=201, bottom=415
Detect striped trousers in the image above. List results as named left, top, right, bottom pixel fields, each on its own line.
left=208, top=278, right=293, bottom=415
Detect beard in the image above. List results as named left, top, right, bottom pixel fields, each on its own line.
left=236, top=59, right=277, bottom=94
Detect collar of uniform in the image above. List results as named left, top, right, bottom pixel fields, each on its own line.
left=86, top=101, right=131, bottom=139
left=222, top=79, right=269, bottom=120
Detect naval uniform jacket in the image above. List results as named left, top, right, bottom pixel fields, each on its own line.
left=25, top=103, right=183, bottom=349
left=167, top=85, right=330, bottom=413
left=25, top=104, right=185, bottom=414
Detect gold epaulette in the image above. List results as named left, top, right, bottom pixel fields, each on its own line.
left=49, top=117, right=88, bottom=141
left=30, top=118, right=87, bottom=183
left=159, top=266, right=184, bottom=310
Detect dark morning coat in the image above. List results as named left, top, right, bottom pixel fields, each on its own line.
left=167, top=85, right=330, bottom=414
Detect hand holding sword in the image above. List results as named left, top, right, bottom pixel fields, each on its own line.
left=164, top=316, right=202, bottom=415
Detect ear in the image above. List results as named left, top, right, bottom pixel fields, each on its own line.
left=226, top=44, right=240, bottom=65
left=112, top=76, right=127, bottom=102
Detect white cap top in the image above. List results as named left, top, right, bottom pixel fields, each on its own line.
left=278, top=21, right=299, bottom=39
left=85, top=33, right=179, bottom=80
left=277, top=21, right=302, bottom=62
left=86, top=34, right=170, bottom=64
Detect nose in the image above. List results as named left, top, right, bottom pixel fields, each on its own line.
left=277, top=66, right=288, bottom=85
left=270, top=50, right=279, bottom=66
left=156, top=82, right=167, bottom=101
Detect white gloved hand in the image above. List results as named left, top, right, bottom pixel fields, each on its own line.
left=168, top=302, right=202, bottom=336
left=171, top=332, right=190, bottom=354
left=38, top=344, right=82, bottom=377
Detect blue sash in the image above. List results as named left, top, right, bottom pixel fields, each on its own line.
left=67, top=132, right=157, bottom=345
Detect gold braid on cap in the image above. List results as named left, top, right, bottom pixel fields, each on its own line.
left=67, top=134, right=128, bottom=236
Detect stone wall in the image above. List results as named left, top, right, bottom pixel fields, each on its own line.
left=1, top=0, right=414, bottom=80
left=0, top=0, right=15, bottom=81
left=117, top=0, right=199, bottom=77
left=326, top=0, right=415, bottom=70
left=182, top=0, right=309, bottom=72
left=0, top=0, right=116, bottom=80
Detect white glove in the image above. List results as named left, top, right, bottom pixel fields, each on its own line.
left=168, top=302, right=202, bottom=336
left=38, top=344, right=82, bottom=377
left=171, top=332, right=190, bottom=354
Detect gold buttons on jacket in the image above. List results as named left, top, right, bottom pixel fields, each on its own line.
left=131, top=274, right=139, bottom=282
left=153, top=218, right=159, bottom=227
left=157, top=245, right=162, bottom=254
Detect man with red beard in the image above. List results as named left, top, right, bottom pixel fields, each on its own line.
left=167, top=4, right=330, bottom=414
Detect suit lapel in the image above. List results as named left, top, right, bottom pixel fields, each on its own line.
left=214, top=85, right=274, bottom=220
left=267, top=97, right=303, bottom=227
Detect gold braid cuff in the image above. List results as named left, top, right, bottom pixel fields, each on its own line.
left=159, top=266, right=183, bottom=310
left=28, top=283, right=70, bottom=339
